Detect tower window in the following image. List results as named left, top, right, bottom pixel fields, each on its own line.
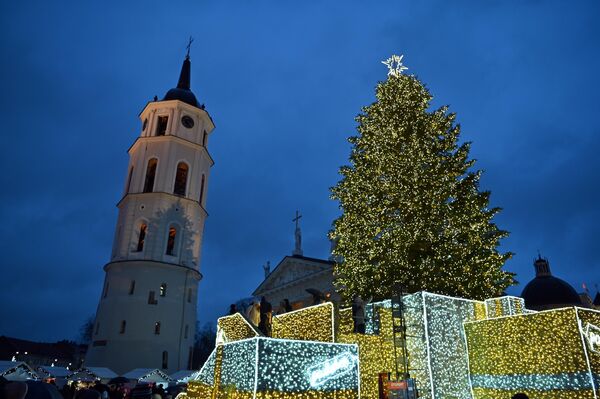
left=95, top=322, right=100, bottom=336
left=156, top=116, right=168, bottom=136
left=162, top=351, right=168, bottom=369
left=129, top=280, right=136, bottom=295
left=120, top=320, right=126, bottom=334
left=166, top=227, right=177, bottom=256
left=155, top=322, right=161, bottom=335
left=136, top=223, right=147, bottom=252
left=184, top=324, right=189, bottom=339
left=143, top=158, right=158, bottom=193
left=160, top=283, right=167, bottom=297
left=102, top=281, right=109, bottom=298
left=173, top=162, right=189, bottom=196
left=126, top=166, right=134, bottom=194
left=202, top=130, right=207, bottom=146
left=148, top=291, right=157, bottom=305
left=187, top=288, right=192, bottom=303
left=199, top=174, right=205, bottom=205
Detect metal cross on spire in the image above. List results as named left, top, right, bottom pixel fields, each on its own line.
left=292, top=210, right=303, bottom=256
left=292, top=210, right=302, bottom=230
left=186, top=36, right=194, bottom=58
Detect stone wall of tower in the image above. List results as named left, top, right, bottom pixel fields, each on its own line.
left=86, top=61, right=215, bottom=374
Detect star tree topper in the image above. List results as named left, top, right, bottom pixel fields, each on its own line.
left=382, top=54, right=408, bottom=77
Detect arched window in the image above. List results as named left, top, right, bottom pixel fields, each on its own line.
left=187, top=346, right=193, bottom=369
left=102, top=281, right=109, bottom=298
left=162, top=351, right=168, bottom=369
left=199, top=174, right=205, bottom=205
left=166, top=227, right=177, bottom=256
left=173, top=162, right=189, bottom=196
left=184, top=324, right=189, bottom=339
left=125, top=166, right=134, bottom=194
left=160, top=283, right=167, bottom=297
left=129, top=280, right=136, bottom=295
left=156, top=116, right=168, bottom=136
left=155, top=322, right=161, bottom=335
left=136, top=223, right=147, bottom=252
left=143, top=158, right=158, bottom=193
left=120, top=320, right=126, bottom=334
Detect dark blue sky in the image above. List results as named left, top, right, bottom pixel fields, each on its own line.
left=1, top=1, right=599, bottom=342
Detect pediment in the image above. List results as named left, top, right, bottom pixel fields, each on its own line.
left=253, top=256, right=332, bottom=295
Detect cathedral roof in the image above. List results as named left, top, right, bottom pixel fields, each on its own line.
left=163, top=55, right=201, bottom=108
left=594, top=292, right=600, bottom=307
left=252, top=255, right=333, bottom=296
left=520, top=256, right=582, bottom=310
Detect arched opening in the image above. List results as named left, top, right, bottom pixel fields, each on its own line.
left=199, top=174, right=205, bottom=205
left=129, top=280, right=136, bottom=295
left=120, top=320, right=126, bottom=334
left=143, top=158, right=158, bottom=193
left=162, top=351, right=168, bottom=369
left=160, top=283, right=167, bottom=297
left=125, top=166, right=134, bottom=194
left=173, top=162, right=189, bottom=196
left=136, top=223, right=147, bottom=252
left=166, top=227, right=177, bottom=256
left=155, top=322, right=161, bottom=335
left=156, top=116, right=168, bottom=136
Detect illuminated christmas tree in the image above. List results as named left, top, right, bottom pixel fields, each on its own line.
left=330, top=55, right=514, bottom=301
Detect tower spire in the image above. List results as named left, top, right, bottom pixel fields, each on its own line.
left=176, top=55, right=191, bottom=90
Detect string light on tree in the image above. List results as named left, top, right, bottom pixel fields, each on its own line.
left=330, top=54, right=514, bottom=302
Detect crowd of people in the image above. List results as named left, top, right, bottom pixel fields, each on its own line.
left=0, top=376, right=185, bottom=399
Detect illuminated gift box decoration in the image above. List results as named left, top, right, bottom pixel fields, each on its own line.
left=464, top=307, right=600, bottom=399
left=188, top=336, right=359, bottom=399
left=188, top=294, right=600, bottom=399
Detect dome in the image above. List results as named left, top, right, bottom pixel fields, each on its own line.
left=520, top=256, right=582, bottom=310
left=163, top=87, right=199, bottom=107
left=161, top=55, right=201, bottom=108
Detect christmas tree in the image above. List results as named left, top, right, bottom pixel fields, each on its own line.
left=330, top=55, right=514, bottom=301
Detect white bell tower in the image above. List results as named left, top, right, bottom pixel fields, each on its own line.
left=86, top=51, right=215, bottom=374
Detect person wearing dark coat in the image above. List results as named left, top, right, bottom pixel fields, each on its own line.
left=228, top=304, right=237, bottom=315
left=258, top=296, right=273, bottom=337
left=352, top=295, right=367, bottom=334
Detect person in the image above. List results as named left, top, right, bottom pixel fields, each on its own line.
left=352, top=295, right=366, bottom=334
left=246, top=302, right=261, bottom=327
left=258, top=296, right=273, bottom=337
left=2, top=382, right=28, bottom=399
left=283, top=298, right=292, bottom=312
left=228, top=304, right=237, bottom=315
left=61, top=381, right=75, bottom=399
left=75, top=389, right=101, bottom=399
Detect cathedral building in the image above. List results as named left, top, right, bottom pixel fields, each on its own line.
left=85, top=52, right=214, bottom=374
left=252, top=214, right=339, bottom=312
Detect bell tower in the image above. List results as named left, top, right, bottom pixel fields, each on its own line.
left=86, top=51, right=215, bottom=374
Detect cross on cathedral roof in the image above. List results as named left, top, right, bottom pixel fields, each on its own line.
left=292, top=210, right=303, bottom=256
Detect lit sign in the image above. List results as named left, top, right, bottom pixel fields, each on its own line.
left=306, top=352, right=357, bottom=388
left=585, top=323, right=600, bottom=353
